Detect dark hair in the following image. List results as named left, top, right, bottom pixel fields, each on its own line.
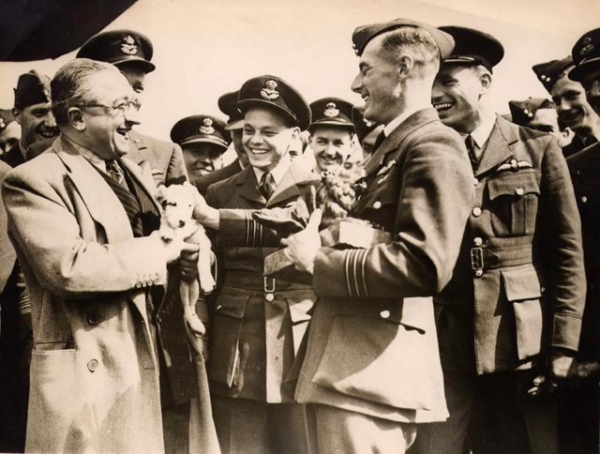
left=51, top=58, right=118, bottom=126
left=378, top=26, right=440, bottom=77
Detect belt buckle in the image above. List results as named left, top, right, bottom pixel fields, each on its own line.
left=264, top=276, right=276, bottom=293
left=470, top=247, right=484, bottom=272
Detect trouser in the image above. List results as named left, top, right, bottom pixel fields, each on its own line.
left=412, top=368, right=558, bottom=454
left=211, top=394, right=316, bottom=454
left=313, top=404, right=417, bottom=454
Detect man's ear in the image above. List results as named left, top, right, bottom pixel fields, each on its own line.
left=12, top=108, right=22, bottom=125
left=479, top=72, right=492, bottom=96
left=398, top=55, right=414, bottom=78
left=67, top=107, right=85, bottom=131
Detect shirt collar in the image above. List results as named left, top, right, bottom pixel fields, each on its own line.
left=62, top=134, right=107, bottom=172
left=252, top=152, right=291, bottom=186
left=462, top=114, right=496, bottom=149
left=383, top=107, right=420, bottom=137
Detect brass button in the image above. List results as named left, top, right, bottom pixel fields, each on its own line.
left=373, top=201, right=382, bottom=209
left=380, top=310, right=390, bottom=319
left=472, top=207, right=482, bottom=217
left=582, top=196, right=588, bottom=203
left=265, top=293, right=275, bottom=302
left=475, top=269, right=483, bottom=277
left=87, top=359, right=99, bottom=372
left=473, top=237, right=483, bottom=247
left=516, top=187, right=524, bottom=196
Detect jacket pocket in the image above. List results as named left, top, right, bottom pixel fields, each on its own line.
left=312, top=297, right=439, bottom=411
left=208, top=289, right=251, bottom=388
left=501, top=265, right=543, bottom=360
left=488, top=171, right=540, bottom=237
left=285, top=290, right=314, bottom=353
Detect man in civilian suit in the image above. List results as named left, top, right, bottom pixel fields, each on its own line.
left=2, top=59, right=198, bottom=453
left=283, top=19, right=474, bottom=453
left=414, top=26, right=585, bottom=454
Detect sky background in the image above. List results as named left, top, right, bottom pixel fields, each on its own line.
left=1, top=0, right=599, bottom=142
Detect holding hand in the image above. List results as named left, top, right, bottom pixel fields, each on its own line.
left=280, top=209, right=323, bottom=274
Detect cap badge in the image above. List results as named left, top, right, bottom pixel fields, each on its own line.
left=261, top=80, right=280, bottom=100
left=323, top=102, right=340, bottom=118
left=199, top=117, right=215, bottom=135
left=0, top=118, right=5, bottom=130
left=121, top=35, right=138, bottom=56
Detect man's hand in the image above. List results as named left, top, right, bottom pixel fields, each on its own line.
left=280, top=209, right=323, bottom=274
left=191, top=187, right=219, bottom=228
left=151, top=231, right=200, bottom=265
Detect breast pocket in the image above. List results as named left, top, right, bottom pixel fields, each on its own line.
left=487, top=171, right=540, bottom=237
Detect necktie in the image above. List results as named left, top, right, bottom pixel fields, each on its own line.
left=259, top=172, right=275, bottom=200
left=585, top=135, right=598, bottom=148
left=465, top=135, right=479, bottom=171
left=373, top=131, right=386, bottom=151
left=106, top=159, right=125, bottom=186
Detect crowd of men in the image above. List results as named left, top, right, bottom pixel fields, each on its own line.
left=0, top=15, right=599, bottom=454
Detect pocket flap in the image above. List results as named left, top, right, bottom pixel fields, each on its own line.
left=501, top=266, right=541, bottom=302
left=286, top=291, right=315, bottom=323
left=488, top=172, right=540, bottom=201
left=214, top=290, right=251, bottom=319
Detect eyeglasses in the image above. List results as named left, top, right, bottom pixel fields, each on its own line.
left=80, top=99, right=141, bottom=114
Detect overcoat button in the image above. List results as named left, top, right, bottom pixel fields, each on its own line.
left=472, top=207, right=482, bottom=217
left=380, top=310, right=390, bottom=319
left=87, top=359, right=99, bottom=372
left=475, top=269, right=483, bottom=277
left=373, top=201, right=382, bottom=209
left=582, top=196, right=588, bottom=203
left=473, top=237, right=483, bottom=246
left=265, top=293, right=275, bottom=302
left=516, top=187, right=524, bottom=196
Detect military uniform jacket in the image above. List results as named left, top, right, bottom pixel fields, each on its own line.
left=0, top=143, right=25, bottom=168
left=295, top=108, right=474, bottom=423
left=567, top=142, right=600, bottom=360
left=205, top=162, right=319, bottom=403
left=127, top=130, right=187, bottom=186
left=195, top=159, right=243, bottom=196
left=2, top=137, right=167, bottom=453
left=436, top=115, right=585, bottom=375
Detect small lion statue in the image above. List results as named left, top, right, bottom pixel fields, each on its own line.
left=156, top=181, right=215, bottom=335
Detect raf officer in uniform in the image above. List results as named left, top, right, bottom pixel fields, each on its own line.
left=564, top=27, right=600, bottom=454
left=283, top=19, right=474, bottom=453
left=77, top=30, right=187, bottom=185
left=192, top=75, right=318, bottom=454
left=308, top=97, right=356, bottom=173
left=414, top=26, right=586, bottom=454
left=532, top=57, right=600, bottom=158
left=1, top=70, right=58, bottom=168
left=170, top=115, right=232, bottom=187
left=194, top=90, right=249, bottom=196
left=508, top=98, right=561, bottom=136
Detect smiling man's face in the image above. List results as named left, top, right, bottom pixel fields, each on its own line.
left=432, top=64, right=483, bottom=133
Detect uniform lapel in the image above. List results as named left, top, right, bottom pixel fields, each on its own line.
left=363, top=108, right=439, bottom=179
left=267, top=162, right=311, bottom=207
left=54, top=138, right=133, bottom=243
left=475, top=116, right=517, bottom=177
left=235, top=165, right=266, bottom=204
